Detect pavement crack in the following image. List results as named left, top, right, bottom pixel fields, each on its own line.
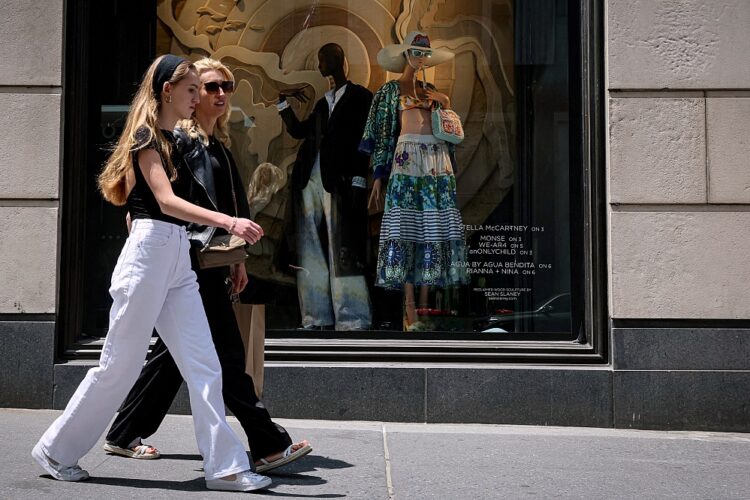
left=382, top=424, right=395, bottom=500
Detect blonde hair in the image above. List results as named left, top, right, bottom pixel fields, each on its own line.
left=177, top=57, right=235, bottom=147
left=97, top=55, right=194, bottom=206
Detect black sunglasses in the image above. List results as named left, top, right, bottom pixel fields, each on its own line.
left=203, top=80, right=235, bottom=93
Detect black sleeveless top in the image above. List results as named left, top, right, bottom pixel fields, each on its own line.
left=127, top=128, right=190, bottom=226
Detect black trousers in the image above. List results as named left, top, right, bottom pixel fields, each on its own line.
left=106, top=264, right=292, bottom=460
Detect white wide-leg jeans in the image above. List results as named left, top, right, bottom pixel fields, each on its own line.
left=37, top=219, right=250, bottom=480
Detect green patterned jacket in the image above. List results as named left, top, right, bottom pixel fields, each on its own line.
left=359, top=80, right=456, bottom=181
left=359, top=80, right=400, bottom=180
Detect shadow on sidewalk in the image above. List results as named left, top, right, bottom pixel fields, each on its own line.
left=274, top=455, right=354, bottom=473
left=38, top=475, right=206, bottom=492
left=37, top=474, right=348, bottom=498
left=45, top=455, right=357, bottom=496
left=259, top=455, right=354, bottom=496
left=156, top=454, right=354, bottom=472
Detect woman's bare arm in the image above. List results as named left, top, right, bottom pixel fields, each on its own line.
left=137, top=149, right=263, bottom=243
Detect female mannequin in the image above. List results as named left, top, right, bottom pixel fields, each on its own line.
left=361, top=32, right=468, bottom=330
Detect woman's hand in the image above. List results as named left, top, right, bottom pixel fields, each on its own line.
left=229, top=262, right=249, bottom=294
left=368, top=178, right=384, bottom=211
left=425, top=88, right=450, bottom=109
left=230, top=217, right=264, bottom=244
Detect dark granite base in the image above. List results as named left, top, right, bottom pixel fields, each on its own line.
left=613, top=370, right=750, bottom=432
left=0, top=321, right=55, bottom=408
left=51, top=363, right=89, bottom=409
left=613, top=328, right=750, bottom=370
left=263, top=366, right=425, bottom=422
left=50, top=365, right=425, bottom=421
left=49, top=364, right=613, bottom=426
left=52, top=363, right=192, bottom=415
left=425, top=367, right=613, bottom=427
left=47, top=363, right=750, bottom=432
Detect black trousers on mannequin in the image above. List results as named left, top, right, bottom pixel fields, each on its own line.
left=106, top=264, right=292, bottom=461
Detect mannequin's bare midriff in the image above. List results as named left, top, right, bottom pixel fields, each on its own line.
left=399, top=96, right=434, bottom=135
left=400, top=107, right=433, bottom=135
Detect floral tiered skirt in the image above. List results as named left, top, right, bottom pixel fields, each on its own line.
left=376, top=134, right=468, bottom=289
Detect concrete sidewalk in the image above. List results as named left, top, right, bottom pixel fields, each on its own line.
left=1, top=409, right=749, bottom=499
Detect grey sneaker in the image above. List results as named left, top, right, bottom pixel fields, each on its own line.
left=205, top=470, right=272, bottom=492
left=32, top=443, right=90, bottom=482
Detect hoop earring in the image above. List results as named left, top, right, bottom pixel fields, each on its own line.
left=165, top=96, right=172, bottom=104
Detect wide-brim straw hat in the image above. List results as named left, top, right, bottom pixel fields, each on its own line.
left=377, top=31, right=454, bottom=73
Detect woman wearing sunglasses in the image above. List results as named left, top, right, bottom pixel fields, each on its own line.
left=102, top=57, right=312, bottom=473
left=32, top=54, right=272, bottom=492
left=360, top=31, right=469, bottom=331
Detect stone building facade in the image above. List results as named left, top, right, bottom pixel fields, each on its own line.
left=0, top=0, right=748, bottom=430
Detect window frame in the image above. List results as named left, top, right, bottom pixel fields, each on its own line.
left=57, top=0, right=607, bottom=364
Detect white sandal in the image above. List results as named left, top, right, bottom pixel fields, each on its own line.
left=103, top=441, right=161, bottom=459
left=255, top=442, right=312, bottom=473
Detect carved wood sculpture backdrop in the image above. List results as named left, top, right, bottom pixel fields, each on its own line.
left=157, top=0, right=515, bottom=283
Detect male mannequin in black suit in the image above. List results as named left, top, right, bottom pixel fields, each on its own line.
left=278, top=43, right=372, bottom=330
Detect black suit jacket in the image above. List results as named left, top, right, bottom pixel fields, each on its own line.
left=280, top=82, right=373, bottom=276
left=280, top=81, right=373, bottom=193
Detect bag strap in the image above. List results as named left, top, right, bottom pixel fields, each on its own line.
left=218, top=142, right=243, bottom=299
left=217, top=141, right=239, bottom=218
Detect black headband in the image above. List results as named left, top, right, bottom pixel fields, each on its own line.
left=152, top=54, right=188, bottom=99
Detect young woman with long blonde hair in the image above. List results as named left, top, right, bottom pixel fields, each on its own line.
left=103, top=57, right=312, bottom=474
left=32, top=54, right=271, bottom=492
